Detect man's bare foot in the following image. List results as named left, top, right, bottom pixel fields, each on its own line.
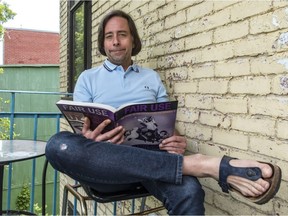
left=217, top=156, right=281, bottom=204
left=227, top=159, right=272, bottom=197
left=182, top=154, right=281, bottom=204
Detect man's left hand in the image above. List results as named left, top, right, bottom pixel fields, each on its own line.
left=159, top=135, right=187, bottom=155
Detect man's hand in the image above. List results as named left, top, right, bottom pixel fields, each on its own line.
left=159, top=135, right=187, bottom=155
left=82, top=117, right=125, bottom=144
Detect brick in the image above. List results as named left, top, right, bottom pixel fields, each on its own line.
left=214, top=97, right=248, bottom=114
left=277, top=119, right=288, bottom=139
left=231, top=116, right=275, bottom=136
left=198, top=79, right=228, bottom=94
left=275, top=181, right=288, bottom=212
left=185, top=94, right=213, bottom=109
left=199, top=142, right=228, bottom=157
left=200, top=178, right=221, bottom=194
left=178, top=50, right=202, bottom=66
left=213, top=129, right=249, bottom=150
left=213, top=0, right=239, bottom=11
left=183, top=7, right=231, bottom=36
left=151, top=27, right=171, bottom=45
left=272, top=75, right=288, bottom=94
left=233, top=33, right=278, bottom=57
left=249, top=97, right=288, bottom=118
left=205, top=203, right=227, bottom=215
left=215, top=58, right=250, bottom=77
left=250, top=136, right=288, bottom=160
left=214, top=21, right=249, bottom=43
left=186, top=1, right=214, bottom=21
left=199, top=111, right=230, bottom=128
left=166, top=66, right=188, bottom=80
left=165, top=11, right=187, bottom=29
left=173, top=22, right=194, bottom=38
left=230, top=1, right=272, bottom=22
left=4, top=29, right=59, bottom=64
left=185, top=123, right=212, bottom=140
left=184, top=31, right=213, bottom=49
left=157, top=1, right=176, bottom=18
left=214, top=193, right=267, bottom=215
left=250, top=9, right=288, bottom=34
left=190, top=63, right=214, bottom=79
left=174, top=82, right=197, bottom=93
left=251, top=56, right=288, bottom=75
left=127, top=1, right=148, bottom=15
left=202, top=187, right=214, bottom=205
left=230, top=76, right=271, bottom=95
left=186, top=138, right=200, bottom=153
left=200, top=42, right=234, bottom=63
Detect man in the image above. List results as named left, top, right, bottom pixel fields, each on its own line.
left=46, top=10, right=281, bottom=215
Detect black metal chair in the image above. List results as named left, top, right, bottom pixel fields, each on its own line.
left=61, top=181, right=165, bottom=215
left=42, top=159, right=165, bottom=216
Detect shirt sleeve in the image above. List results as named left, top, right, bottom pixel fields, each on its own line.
left=73, top=71, right=93, bottom=102
left=156, top=74, right=169, bottom=103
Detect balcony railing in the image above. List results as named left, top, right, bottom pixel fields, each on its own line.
left=0, top=90, right=156, bottom=215
left=0, top=90, right=72, bottom=215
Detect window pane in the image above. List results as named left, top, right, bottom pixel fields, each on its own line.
left=68, top=0, right=91, bottom=93
left=73, top=3, right=84, bottom=86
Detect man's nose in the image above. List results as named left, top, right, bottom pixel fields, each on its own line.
left=113, top=36, right=119, bottom=46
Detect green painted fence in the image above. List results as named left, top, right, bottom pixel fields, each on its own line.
left=0, top=65, right=61, bottom=214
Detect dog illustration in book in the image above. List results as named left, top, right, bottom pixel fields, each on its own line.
left=124, top=116, right=169, bottom=143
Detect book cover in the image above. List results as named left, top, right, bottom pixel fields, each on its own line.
left=56, top=100, right=178, bottom=146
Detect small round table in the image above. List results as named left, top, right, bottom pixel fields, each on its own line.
left=0, top=139, right=46, bottom=215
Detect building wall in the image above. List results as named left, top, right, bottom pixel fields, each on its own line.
left=4, top=28, right=60, bottom=64
left=59, top=1, right=288, bottom=215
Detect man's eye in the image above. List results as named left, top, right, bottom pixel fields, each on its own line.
left=105, top=35, right=112, bottom=39
left=119, top=33, right=127, bottom=37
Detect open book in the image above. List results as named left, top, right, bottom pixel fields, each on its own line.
left=56, top=100, right=178, bottom=147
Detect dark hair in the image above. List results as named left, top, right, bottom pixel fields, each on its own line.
left=98, top=10, right=142, bottom=56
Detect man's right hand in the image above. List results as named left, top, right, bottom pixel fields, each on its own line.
left=82, top=117, right=125, bottom=144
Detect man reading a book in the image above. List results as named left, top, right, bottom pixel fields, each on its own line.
left=45, top=10, right=281, bottom=215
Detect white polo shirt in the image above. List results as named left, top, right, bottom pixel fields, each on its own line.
left=73, top=59, right=168, bottom=108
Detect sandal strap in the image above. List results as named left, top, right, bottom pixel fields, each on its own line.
left=218, top=155, right=262, bottom=193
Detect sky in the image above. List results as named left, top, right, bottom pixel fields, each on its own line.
left=2, top=0, right=60, bottom=32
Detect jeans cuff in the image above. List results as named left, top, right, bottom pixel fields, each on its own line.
left=175, top=155, right=183, bottom=184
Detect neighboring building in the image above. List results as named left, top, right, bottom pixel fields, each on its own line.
left=3, top=28, right=59, bottom=65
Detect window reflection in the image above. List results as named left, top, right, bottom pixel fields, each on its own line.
left=73, top=3, right=84, bottom=85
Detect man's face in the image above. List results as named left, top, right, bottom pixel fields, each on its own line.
left=104, top=16, right=134, bottom=70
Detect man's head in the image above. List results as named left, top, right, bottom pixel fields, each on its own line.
left=98, top=10, right=142, bottom=57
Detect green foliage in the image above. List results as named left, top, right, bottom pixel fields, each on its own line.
left=34, top=203, right=48, bottom=216
left=73, top=3, right=84, bottom=84
left=0, top=93, right=18, bottom=139
left=0, top=2, right=17, bottom=139
left=16, top=184, right=30, bottom=211
left=0, top=1, right=16, bottom=37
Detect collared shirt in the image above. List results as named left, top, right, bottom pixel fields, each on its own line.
left=73, top=59, right=168, bottom=108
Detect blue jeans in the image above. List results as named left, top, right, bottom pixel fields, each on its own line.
left=45, top=131, right=205, bottom=215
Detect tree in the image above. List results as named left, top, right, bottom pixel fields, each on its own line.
left=0, top=1, right=16, bottom=139
left=0, top=1, right=16, bottom=37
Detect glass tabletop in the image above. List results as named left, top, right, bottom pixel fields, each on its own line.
left=0, top=140, right=46, bottom=164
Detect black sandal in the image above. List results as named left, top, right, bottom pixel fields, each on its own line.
left=218, top=155, right=282, bottom=205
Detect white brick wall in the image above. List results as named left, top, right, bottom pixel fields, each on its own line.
left=60, top=0, right=288, bottom=215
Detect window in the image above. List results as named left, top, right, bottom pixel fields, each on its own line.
left=68, top=0, right=91, bottom=93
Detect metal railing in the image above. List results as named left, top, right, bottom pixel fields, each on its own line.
left=0, top=90, right=150, bottom=215
left=0, top=90, right=72, bottom=215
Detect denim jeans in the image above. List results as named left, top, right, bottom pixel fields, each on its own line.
left=45, top=131, right=205, bottom=215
